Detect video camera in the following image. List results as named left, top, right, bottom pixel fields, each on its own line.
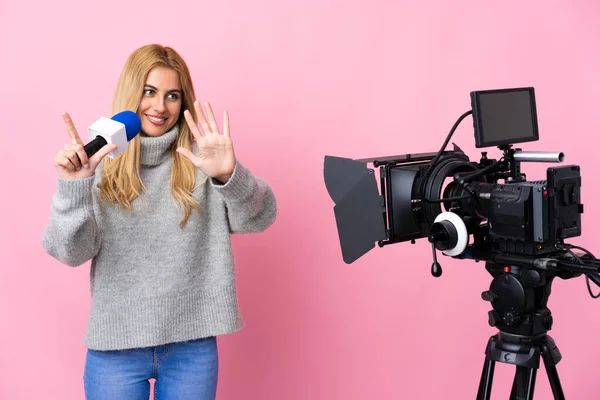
left=323, top=87, right=600, bottom=399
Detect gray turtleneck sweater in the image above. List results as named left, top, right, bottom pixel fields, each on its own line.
left=41, top=126, right=277, bottom=351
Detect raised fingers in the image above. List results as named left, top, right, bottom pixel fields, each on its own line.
left=194, top=101, right=212, bottom=134
left=184, top=110, right=204, bottom=142
left=62, top=112, right=83, bottom=144
left=203, top=102, right=220, bottom=134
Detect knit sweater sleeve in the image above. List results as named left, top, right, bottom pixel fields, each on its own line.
left=41, top=175, right=102, bottom=267
left=210, top=161, right=277, bottom=234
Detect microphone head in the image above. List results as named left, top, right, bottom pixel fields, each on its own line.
left=111, top=111, right=142, bottom=141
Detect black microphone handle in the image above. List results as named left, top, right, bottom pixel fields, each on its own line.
left=73, top=136, right=108, bottom=166
left=83, top=136, right=108, bottom=158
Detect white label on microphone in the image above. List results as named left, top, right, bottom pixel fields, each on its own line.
left=88, top=117, right=128, bottom=159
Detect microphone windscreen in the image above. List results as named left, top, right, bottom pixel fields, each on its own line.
left=111, top=111, right=142, bottom=141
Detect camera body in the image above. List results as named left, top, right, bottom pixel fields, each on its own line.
left=465, top=165, right=582, bottom=256
left=383, top=148, right=583, bottom=259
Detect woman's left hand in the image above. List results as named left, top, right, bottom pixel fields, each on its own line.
left=177, top=101, right=236, bottom=183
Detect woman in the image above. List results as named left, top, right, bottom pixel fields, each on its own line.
left=42, top=44, right=277, bottom=399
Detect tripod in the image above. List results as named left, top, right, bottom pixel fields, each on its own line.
left=476, top=332, right=563, bottom=399
left=475, top=262, right=570, bottom=400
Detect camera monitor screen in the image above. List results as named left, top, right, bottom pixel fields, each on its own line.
left=471, top=87, right=539, bottom=148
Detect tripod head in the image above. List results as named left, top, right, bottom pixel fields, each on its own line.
left=482, top=263, right=558, bottom=337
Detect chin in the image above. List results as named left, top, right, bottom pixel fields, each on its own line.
left=141, top=124, right=171, bottom=137
left=143, top=128, right=166, bottom=137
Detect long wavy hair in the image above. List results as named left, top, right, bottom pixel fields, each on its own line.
left=98, top=44, right=201, bottom=226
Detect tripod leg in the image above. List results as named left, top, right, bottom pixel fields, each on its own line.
left=476, top=359, right=495, bottom=400
left=509, top=366, right=537, bottom=400
left=540, top=341, right=565, bottom=400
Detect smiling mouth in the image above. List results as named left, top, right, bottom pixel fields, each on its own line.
left=146, top=114, right=168, bottom=124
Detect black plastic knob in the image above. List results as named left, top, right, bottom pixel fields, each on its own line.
left=481, top=290, right=498, bottom=302
left=488, top=310, right=500, bottom=327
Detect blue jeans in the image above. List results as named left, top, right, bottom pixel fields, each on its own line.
left=83, top=336, right=218, bottom=400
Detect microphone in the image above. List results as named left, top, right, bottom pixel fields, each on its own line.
left=85, top=111, right=142, bottom=159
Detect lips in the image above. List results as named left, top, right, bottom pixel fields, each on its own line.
left=146, top=114, right=167, bottom=125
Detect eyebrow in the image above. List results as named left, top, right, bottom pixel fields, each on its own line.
left=144, top=84, right=182, bottom=94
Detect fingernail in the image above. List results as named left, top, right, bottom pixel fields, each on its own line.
left=84, top=164, right=89, bottom=169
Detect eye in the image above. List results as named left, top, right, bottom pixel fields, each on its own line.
left=167, top=93, right=180, bottom=101
left=143, top=89, right=154, bottom=96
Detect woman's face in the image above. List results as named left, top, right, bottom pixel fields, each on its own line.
left=138, top=67, right=182, bottom=137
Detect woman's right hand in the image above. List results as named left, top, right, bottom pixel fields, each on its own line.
left=54, top=112, right=118, bottom=180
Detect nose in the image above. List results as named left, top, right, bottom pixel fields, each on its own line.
left=152, top=96, right=166, bottom=113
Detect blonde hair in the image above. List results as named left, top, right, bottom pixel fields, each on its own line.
left=98, top=44, right=201, bottom=226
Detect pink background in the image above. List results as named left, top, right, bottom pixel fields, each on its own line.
left=2, top=0, right=600, bottom=398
